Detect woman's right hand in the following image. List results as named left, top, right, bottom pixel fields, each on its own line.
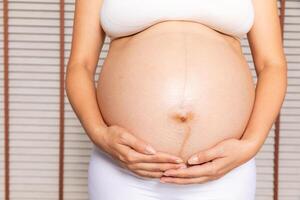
left=98, top=125, right=187, bottom=178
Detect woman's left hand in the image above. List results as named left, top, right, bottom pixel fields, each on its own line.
left=160, top=137, right=258, bottom=184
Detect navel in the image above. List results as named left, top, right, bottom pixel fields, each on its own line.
left=170, top=110, right=194, bottom=124
left=167, top=106, right=195, bottom=157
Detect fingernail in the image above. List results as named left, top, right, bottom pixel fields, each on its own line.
left=188, top=155, right=198, bottom=164
left=175, top=158, right=183, bottom=163
left=178, top=164, right=187, bottom=169
left=163, top=171, right=170, bottom=176
left=160, top=179, right=166, bottom=183
left=145, top=145, right=156, bottom=154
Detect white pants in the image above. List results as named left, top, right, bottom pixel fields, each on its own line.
left=88, top=144, right=256, bottom=200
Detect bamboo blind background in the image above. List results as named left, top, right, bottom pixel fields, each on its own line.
left=0, top=0, right=299, bottom=199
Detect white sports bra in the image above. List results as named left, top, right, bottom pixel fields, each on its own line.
left=100, top=0, right=255, bottom=41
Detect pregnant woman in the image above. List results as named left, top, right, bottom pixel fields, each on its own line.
left=66, top=0, right=287, bottom=199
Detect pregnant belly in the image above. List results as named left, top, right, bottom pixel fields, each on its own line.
left=96, top=23, right=255, bottom=162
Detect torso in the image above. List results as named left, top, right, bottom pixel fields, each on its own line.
left=96, top=21, right=255, bottom=162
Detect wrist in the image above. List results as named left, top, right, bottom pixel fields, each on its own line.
left=240, top=137, right=262, bottom=160
left=89, top=125, right=109, bottom=150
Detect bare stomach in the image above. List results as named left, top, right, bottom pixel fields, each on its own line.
left=96, top=21, right=255, bottom=162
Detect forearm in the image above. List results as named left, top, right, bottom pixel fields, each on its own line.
left=65, top=65, right=108, bottom=147
left=241, top=63, right=287, bottom=156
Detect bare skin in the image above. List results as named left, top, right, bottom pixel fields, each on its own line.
left=97, top=21, right=255, bottom=162
left=66, top=0, right=287, bottom=182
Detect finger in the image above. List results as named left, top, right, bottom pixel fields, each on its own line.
left=134, top=170, right=164, bottom=178
left=118, top=145, right=184, bottom=164
left=160, top=176, right=213, bottom=185
left=128, top=162, right=187, bottom=172
left=151, top=151, right=184, bottom=163
left=163, top=160, right=219, bottom=178
left=187, top=143, right=225, bottom=165
left=119, top=131, right=157, bottom=155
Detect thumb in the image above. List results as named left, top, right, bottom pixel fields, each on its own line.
left=188, top=143, right=224, bottom=165
left=120, top=131, right=157, bottom=155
